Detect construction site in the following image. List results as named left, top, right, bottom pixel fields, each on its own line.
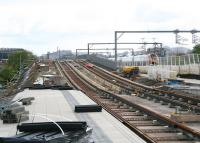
left=0, top=1, right=200, bottom=142
left=0, top=49, right=200, bottom=142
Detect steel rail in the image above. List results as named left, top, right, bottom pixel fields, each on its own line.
left=76, top=59, right=200, bottom=112
left=79, top=62, right=200, bottom=104
left=59, top=61, right=157, bottom=143
left=58, top=61, right=200, bottom=142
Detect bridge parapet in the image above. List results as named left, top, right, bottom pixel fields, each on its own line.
left=118, top=54, right=200, bottom=75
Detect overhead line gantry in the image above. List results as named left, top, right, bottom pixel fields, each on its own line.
left=114, top=29, right=200, bottom=63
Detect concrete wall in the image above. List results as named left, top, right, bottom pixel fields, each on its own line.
left=86, top=54, right=200, bottom=74
left=88, top=55, right=117, bottom=71
left=117, top=54, right=200, bottom=75
left=138, top=64, right=200, bottom=75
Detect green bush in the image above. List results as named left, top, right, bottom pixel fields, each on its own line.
left=0, top=66, right=16, bottom=83
left=0, top=50, right=35, bottom=84
left=192, top=44, right=200, bottom=54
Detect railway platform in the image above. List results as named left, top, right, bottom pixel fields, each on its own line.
left=0, top=89, right=146, bottom=143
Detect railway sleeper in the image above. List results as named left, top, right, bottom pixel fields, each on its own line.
left=111, top=108, right=129, bottom=112
left=109, top=105, right=128, bottom=110
left=102, top=96, right=198, bottom=138
left=174, top=107, right=192, bottom=113
left=138, top=126, right=179, bottom=133
left=117, top=101, right=124, bottom=106
left=119, top=105, right=128, bottom=109
left=168, top=103, right=176, bottom=108
left=102, top=102, right=119, bottom=106
left=109, top=105, right=120, bottom=109
left=98, top=101, right=112, bottom=104
left=149, top=132, right=191, bottom=141
left=63, top=61, right=200, bottom=141
left=99, top=96, right=111, bottom=99
left=188, top=100, right=193, bottom=104
left=97, top=98, right=113, bottom=102
left=121, top=112, right=144, bottom=117
left=119, top=112, right=143, bottom=116
left=139, top=94, right=146, bottom=99
left=146, top=93, right=200, bottom=113
left=128, top=120, right=163, bottom=126
left=83, top=61, right=200, bottom=107
left=122, top=115, right=152, bottom=121
left=171, top=94, right=200, bottom=105
left=147, top=96, right=153, bottom=101
left=156, top=141, right=197, bottom=143
left=152, top=98, right=160, bottom=103
left=160, top=101, right=168, bottom=105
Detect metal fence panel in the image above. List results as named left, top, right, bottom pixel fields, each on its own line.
left=117, top=54, right=200, bottom=74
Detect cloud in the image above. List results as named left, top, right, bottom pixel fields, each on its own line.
left=0, top=0, right=200, bottom=55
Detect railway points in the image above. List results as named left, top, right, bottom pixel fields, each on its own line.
left=1, top=1, right=200, bottom=142
left=0, top=61, right=147, bottom=143
left=0, top=57, right=200, bottom=143
left=55, top=60, right=200, bottom=142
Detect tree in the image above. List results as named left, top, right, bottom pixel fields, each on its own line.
left=8, top=50, right=28, bottom=71
left=0, top=66, right=16, bottom=82
left=192, top=44, right=200, bottom=54
left=0, top=49, right=35, bottom=84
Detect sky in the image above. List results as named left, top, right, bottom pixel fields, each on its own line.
left=0, top=0, right=200, bottom=55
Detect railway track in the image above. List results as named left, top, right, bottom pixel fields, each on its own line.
left=0, top=95, right=15, bottom=107
left=57, top=60, right=200, bottom=143
left=76, top=60, right=200, bottom=113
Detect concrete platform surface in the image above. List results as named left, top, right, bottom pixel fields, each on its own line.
left=0, top=89, right=146, bottom=143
